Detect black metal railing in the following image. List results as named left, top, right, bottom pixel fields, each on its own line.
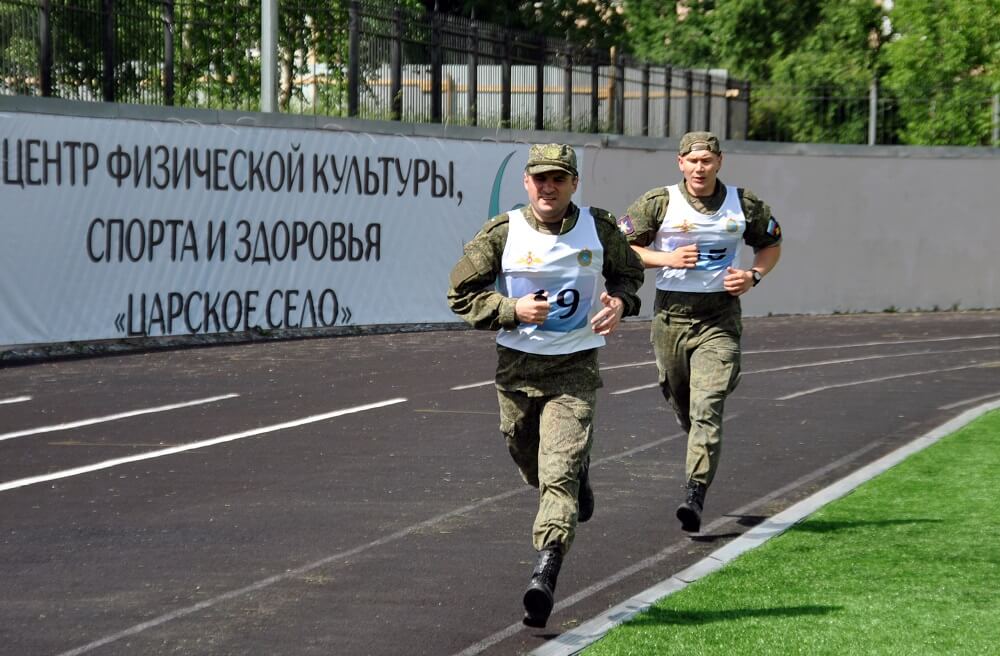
left=0, top=0, right=750, bottom=139
left=2, top=1, right=995, bottom=145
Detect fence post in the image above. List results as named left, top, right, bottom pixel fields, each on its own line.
left=868, top=77, right=878, bottom=145
left=467, top=17, right=478, bottom=126
left=162, top=0, right=174, bottom=105
left=613, top=49, right=624, bottom=134
left=703, top=69, right=712, bottom=132
left=431, top=11, right=442, bottom=123
left=663, top=65, right=671, bottom=137
left=535, top=35, right=545, bottom=131
left=501, top=31, right=511, bottom=129
left=348, top=0, right=360, bottom=117
left=589, top=58, right=599, bottom=133
left=562, top=46, right=573, bottom=132
left=641, top=62, right=650, bottom=137
left=745, top=80, right=752, bottom=139
left=38, top=0, right=52, bottom=97
left=260, top=0, right=277, bottom=112
left=993, top=94, right=999, bottom=147
left=101, top=0, right=115, bottom=102
left=390, top=7, right=402, bottom=121
left=722, top=71, right=731, bottom=139
left=684, top=69, right=693, bottom=132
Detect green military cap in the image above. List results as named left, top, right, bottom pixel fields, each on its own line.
left=525, top=143, right=578, bottom=177
left=678, top=131, right=721, bottom=156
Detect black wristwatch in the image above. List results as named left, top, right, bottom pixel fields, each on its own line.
left=750, top=268, right=762, bottom=287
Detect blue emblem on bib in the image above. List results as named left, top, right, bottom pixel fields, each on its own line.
left=577, top=249, right=593, bottom=266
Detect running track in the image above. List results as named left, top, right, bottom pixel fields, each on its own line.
left=1, top=311, right=998, bottom=656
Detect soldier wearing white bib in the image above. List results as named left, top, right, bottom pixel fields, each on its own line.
left=448, top=144, right=643, bottom=628
left=618, top=132, right=782, bottom=534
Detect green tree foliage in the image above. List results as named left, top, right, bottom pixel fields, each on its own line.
left=882, top=0, right=1000, bottom=145
left=622, top=0, right=888, bottom=143
left=423, top=0, right=627, bottom=50
left=623, top=1, right=713, bottom=67
left=0, top=1, right=41, bottom=95
left=172, top=1, right=262, bottom=110
left=759, top=0, right=887, bottom=144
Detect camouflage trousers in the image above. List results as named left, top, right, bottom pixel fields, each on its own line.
left=652, top=290, right=742, bottom=487
left=497, top=389, right=595, bottom=553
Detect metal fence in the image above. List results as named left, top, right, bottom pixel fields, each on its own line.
left=1, top=1, right=996, bottom=146
left=0, top=0, right=749, bottom=139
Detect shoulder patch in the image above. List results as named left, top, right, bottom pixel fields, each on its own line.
left=616, top=214, right=635, bottom=236
left=766, top=217, right=782, bottom=239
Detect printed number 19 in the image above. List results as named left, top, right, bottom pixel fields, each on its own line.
left=554, top=289, right=580, bottom=319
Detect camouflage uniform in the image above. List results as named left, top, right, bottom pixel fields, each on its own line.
left=448, top=200, right=643, bottom=552
left=621, top=171, right=781, bottom=487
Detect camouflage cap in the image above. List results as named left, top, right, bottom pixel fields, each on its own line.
left=525, top=143, right=578, bottom=177
left=678, top=131, right=722, bottom=156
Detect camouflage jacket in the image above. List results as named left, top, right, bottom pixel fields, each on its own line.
left=447, top=203, right=644, bottom=395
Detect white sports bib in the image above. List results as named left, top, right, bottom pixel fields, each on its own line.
left=654, top=184, right=746, bottom=292
left=497, top=208, right=605, bottom=355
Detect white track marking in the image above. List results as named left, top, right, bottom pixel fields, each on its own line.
left=455, top=335, right=1000, bottom=392
left=777, top=363, right=994, bottom=401
left=0, top=398, right=407, bottom=492
left=938, top=391, right=1000, bottom=410
left=0, top=394, right=240, bottom=442
left=612, top=347, right=998, bottom=396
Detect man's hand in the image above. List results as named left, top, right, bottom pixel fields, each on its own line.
left=515, top=290, right=550, bottom=325
left=591, top=292, right=624, bottom=336
left=668, top=244, right=699, bottom=269
left=724, top=267, right=754, bottom=296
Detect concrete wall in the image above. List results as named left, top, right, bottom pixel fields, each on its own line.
left=2, top=96, right=998, bottom=329
left=581, top=137, right=999, bottom=317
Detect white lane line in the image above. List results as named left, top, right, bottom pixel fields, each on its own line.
left=939, top=391, right=1000, bottom=410
left=0, top=395, right=32, bottom=405
left=451, top=380, right=494, bottom=391
left=611, top=382, right=659, bottom=395
left=0, top=398, right=407, bottom=493
left=747, top=345, right=997, bottom=376
left=455, top=336, right=1000, bottom=392
left=55, top=422, right=692, bottom=656
left=743, top=333, right=999, bottom=355
left=0, top=394, right=240, bottom=442
left=611, top=347, right=998, bottom=396
left=777, top=363, right=994, bottom=401
left=55, top=461, right=519, bottom=656
left=530, top=399, right=1000, bottom=656
left=600, top=360, right=656, bottom=371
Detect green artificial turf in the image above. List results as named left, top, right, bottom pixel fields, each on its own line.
left=585, top=409, right=1000, bottom=656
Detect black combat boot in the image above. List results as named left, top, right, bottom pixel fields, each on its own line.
left=522, top=542, right=563, bottom=628
left=676, top=480, right=707, bottom=533
left=578, top=460, right=594, bottom=523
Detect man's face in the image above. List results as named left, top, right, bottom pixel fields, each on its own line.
left=677, top=150, right=722, bottom=197
left=524, top=170, right=578, bottom=223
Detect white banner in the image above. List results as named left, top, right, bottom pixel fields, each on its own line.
left=0, top=112, right=582, bottom=347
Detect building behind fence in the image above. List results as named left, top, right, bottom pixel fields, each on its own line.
left=0, top=0, right=996, bottom=146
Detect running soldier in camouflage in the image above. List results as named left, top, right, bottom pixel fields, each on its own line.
left=448, top=143, right=643, bottom=628
left=618, top=131, right=782, bottom=534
